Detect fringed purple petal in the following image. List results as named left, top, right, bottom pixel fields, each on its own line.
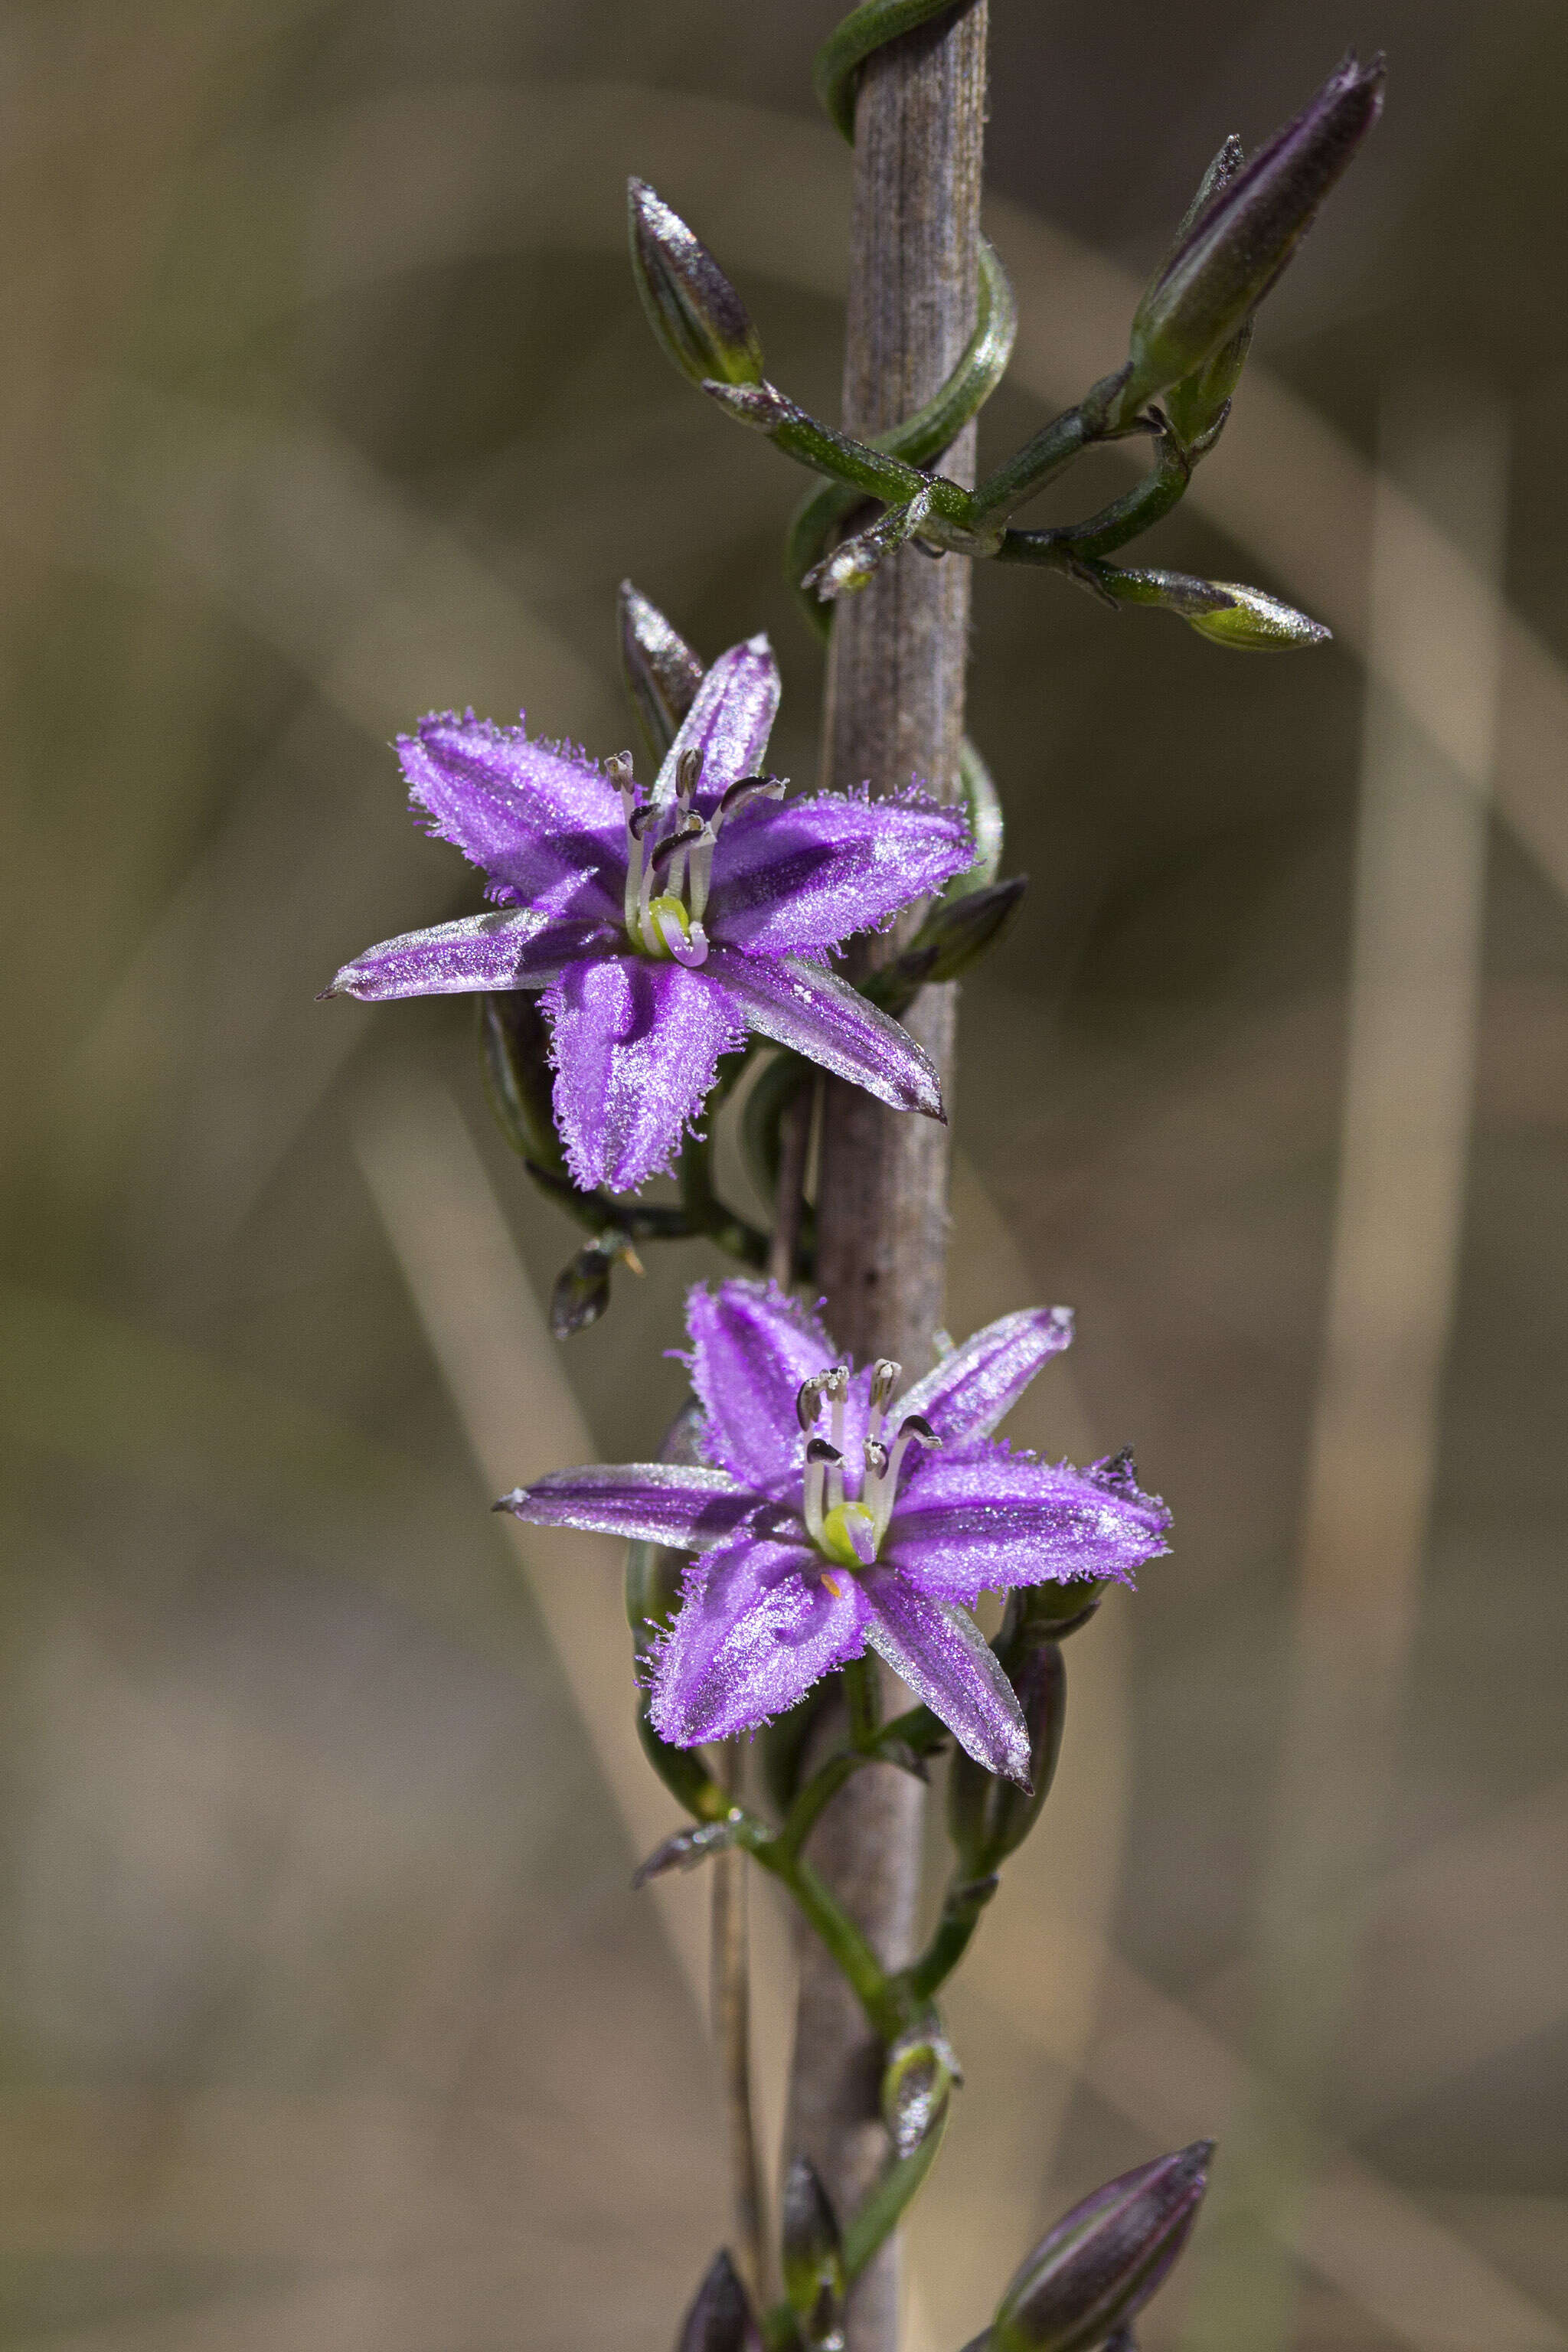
left=650, top=1533, right=868, bottom=1744
left=886, top=1448, right=1171, bottom=1603
left=325, top=914, right=616, bottom=1002
left=400, top=714, right=626, bottom=918
left=863, top=1576, right=1031, bottom=1785
left=541, top=957, right=748, bottom=1192
left=706, top=951, right=944, bottom=1119
left=656, top=635, right=780, bottom=810
left=896, top=1308, right=1076, bottom=1446
left=682, top=1279, right=838, bottom=1489
left=498, top=1462, right=759, bottom=1550
left=709, top=791, right=972, bottom=953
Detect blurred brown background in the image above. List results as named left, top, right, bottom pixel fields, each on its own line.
left=2, top=2, right=1566, bottom=2347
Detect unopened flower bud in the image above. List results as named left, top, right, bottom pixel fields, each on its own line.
left=781, top=2156, right=845, bottom=2350
left=1121, top=54, right=1383, bottom=419
left=619, top=580, right=704, bottom=760
left=948, top=1639, right=1066, bottom=1873
left=478, top=990, right=562, bottom=1172
left=991, top=2141, right=1215, bottom=2352
left=877, top=876, right=1027, bottom=1010
left=1003, top=1577, right=1107, bottom=1648
left=881, top=2018, right=962, bottom=2158
left=550, top=1235, right=624, bottom=1338
left=676, top=2249, right=763, bottom=2352
left=1184, top=582, right=1332, bottom=651
left=628, top=179, right=765, bottom=390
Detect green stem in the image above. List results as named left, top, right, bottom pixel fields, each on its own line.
left=900, top=1869, right=1000, bottom=2004
left=841, top=2099, right=952, bottom=2280
left=843, top=1653, right=882, bottom=1744
left=995, top=433, right=1192, bottom=569
left=776, top=1749, right=869, bottom=1863
left=737, top=1817, right=903, bottom=2041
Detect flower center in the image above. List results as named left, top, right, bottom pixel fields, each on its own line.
left=795, top=1357, right=939, bottom=1585
left=610, top=746, right=786, bottom=969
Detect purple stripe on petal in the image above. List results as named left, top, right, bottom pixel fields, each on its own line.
left=709, top=792, right=972, bottom=954
left=863, top=1576, right=1031, bottom=1785
left=498, top=1461, right=759, bottom=1550
left=541, top=957, right=748, bottom=1193
left=683, top=1279, right=837, bottom=1488
left=657, top=635, right=780, bottom=808
left=707, top=950, right=944, bottom=1120
left=886, top=1449, right=1171, bottom=1603
left=325, top=913, right=616, bottom=1002
left=400, top=714, right=625, bottom=919
left=896, top=1308, right=1076, bottom=1446
left=650, top=1533, right=868, bottom=1744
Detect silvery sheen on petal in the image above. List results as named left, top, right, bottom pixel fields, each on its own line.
left=325, top=625, right=971, bottom=1190
left=501, top=1279, right=1171, bottom=1777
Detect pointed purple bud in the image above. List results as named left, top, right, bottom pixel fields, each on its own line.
left=991, top=2141, right=1215, bottom=2352
left=628, top=178, right=765, bottom=392
left=1159, top=137, right=1254, bottom=452
left=632, top=1814, right=741, bottom=1889
left=675, top=2250, right=763, bottom=2352
left=873, top=875, right=1027, bottom=1013
left=1120, top=54, right=1384, bottom=419
left=881, top=2017, right=962, bottom=2159
left=619, top=581, right=704, bottom=762
left=781, top=2157, right=845, bottom=2351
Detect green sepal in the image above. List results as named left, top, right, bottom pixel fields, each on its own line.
left=781, top=2156, right=845, bottom=2351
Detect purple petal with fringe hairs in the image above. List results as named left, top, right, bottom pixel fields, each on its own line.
left=655, top=634, right=779, bottom=811
left=706, top=949, right=945, bottom=1119
left=497, top=1461, right=759, bottom=1551
left=885, top=1448, right=1171, bottom=1603
left=896, top=1307, right=1076, bottom=1446
left=325, top=912, right=617, bottom=1002
left=650, top=1532, right=870, bottom=1744
left=708, top=791, right=972, bottom=953
left=682, top=1279, right=837, bottom=1490
left=400, top=713, right=626, bottom=918
left=540, top=956, right=749, bottom=1192
left=862, top=1574, right=1032, bottom=1783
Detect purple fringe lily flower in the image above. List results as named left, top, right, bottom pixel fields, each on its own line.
left=499, top=1281, right=1171, bottom=1784
left=325, top=634, right=972, bottom=1191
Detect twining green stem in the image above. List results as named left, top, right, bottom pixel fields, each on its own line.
left=841, top=2098, right=952, bottom=2279
left=678, top=1125, right=769, bottom=1266
left=775, top=1749, right=870, bottom=1864
left=995, top=429, right=1192, bottom=571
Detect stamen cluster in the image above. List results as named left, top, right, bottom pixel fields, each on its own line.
left=612, top=745, right=785, bottom=968
left=798, top=1357, right=939, bottom=1583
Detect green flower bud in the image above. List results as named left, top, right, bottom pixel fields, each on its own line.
left=781, top=2157, right=844, bottom=2350
left=881, top=2018, right=962, bottom=2159
left=947, top=1641, right=1066, bottom=1875
left=991, top=2141, right=1214, bottom=2352
left=629, top=178, right=764, bottom=390
left=478, top=991, right=563, bottom=1174
left=1184, top=581, right=1332, bottom=651
left=1120, top=54, right=1383, bottom=419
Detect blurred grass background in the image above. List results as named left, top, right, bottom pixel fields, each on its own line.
left=2, top=2, right=1566, bottom=2347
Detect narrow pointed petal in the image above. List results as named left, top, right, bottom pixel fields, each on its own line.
left=651, top=1532, right=869, bottom=1744
left=896, top=1308, right=1076, bottom=1446
left=326, top=913, right=616, bottom=1002
left=400, top=713, right=626, bottom=918
left=707, top=950, right=944, bottom=1119
left=863, top=1577, right=1031, bottom=1784
left=656, top=635, right=780, bottom=808
left=887, top=1450, right=1171, bottom=1604
left=684, top=1279, right=837, bottom=1488
left=709, top=791, right=972, bottom=953
left=499, top=1461, right=761, bottom=1550
left=541, top=957, right=748, bottom=1192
